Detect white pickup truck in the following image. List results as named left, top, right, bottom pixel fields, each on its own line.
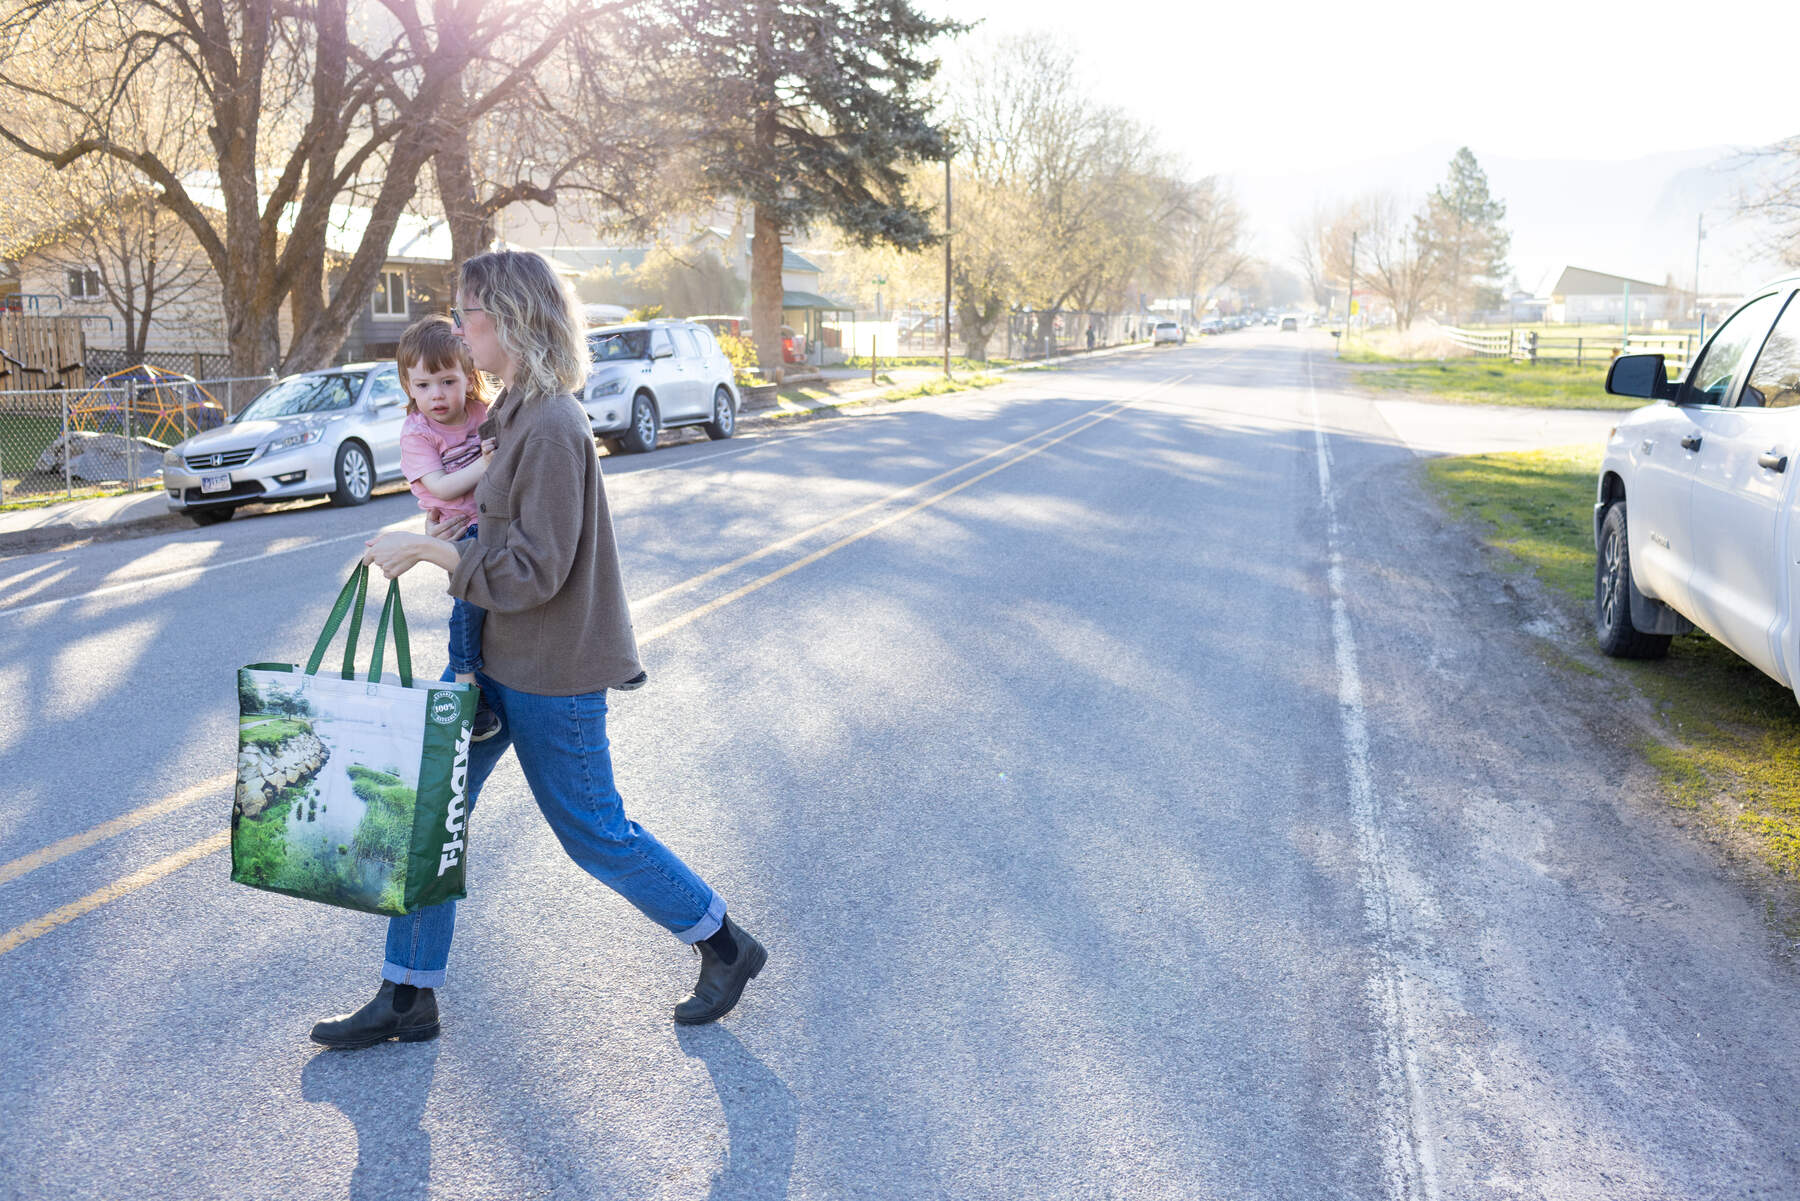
left=1595, top=278, right=1800, bottom=691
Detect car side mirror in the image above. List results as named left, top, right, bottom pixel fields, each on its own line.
left=651, top=344, right=673, bottom=360
left=1605, top=353, right=1673, bottom=401
left=374, top=394, right=405, bottom=408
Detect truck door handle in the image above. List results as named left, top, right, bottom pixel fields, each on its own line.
left=1759, top=451, right=1789, bottom=472
left=1681, top=434, right=1703, bottom=451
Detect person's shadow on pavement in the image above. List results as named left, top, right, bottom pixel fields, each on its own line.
left=302, top=1041, right=441, bottom=1201
left=677, top=1024, right=797, bottom=1200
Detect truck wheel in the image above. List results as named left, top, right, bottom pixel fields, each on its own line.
left=702, top=387, right=735, bottom=440
left=619, top=393, right=659, bottom=454
left=1595, top=502, right=1672, bottom=659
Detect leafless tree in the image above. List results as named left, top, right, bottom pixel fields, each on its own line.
left=1167, top=176, right=1250, bottom=320
left=0, top=0, right=633, bottom=376
left=1360, top=193, right=1440, bottom=331
left=1299, top=194, right=1440, bottom=330
left=953, top=34, right=1171, bottom=352
left=1735, top=137, right=1800, bottom=269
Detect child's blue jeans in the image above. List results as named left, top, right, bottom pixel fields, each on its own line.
left=447, top=525, right=486, bottom=675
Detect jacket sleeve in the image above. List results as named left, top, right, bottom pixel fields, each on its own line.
left=446, top=435, right=584, bottom=614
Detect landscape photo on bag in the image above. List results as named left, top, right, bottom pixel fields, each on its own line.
left=232, top=667, right=428, bottom=913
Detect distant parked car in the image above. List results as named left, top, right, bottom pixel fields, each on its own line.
left=1152, top=321, right=1185, bottom=346
left=1280, top=315, right=1299, bottom=331
left=583, top=320, right=740, bottom=453
left=160, top=363, right=409, bottom=525
left=691, top=314, right=745, bottom=339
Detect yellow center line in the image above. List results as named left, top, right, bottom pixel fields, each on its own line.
left=0, top=378, right=1185, bottom=893
left=0, top=772, right=236, bottom=887
left=0, top=832, right=231, bottom=957
left=0, top=369, right=1196, bottom=959
left=629, top=375, right=1188, bottom=612
left=640, top=374, right=1189, bottom=645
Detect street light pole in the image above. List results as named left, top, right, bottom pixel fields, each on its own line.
left=1692, top=211, right=1705, bottom=322
left=944, top=148, right=952, bottom=379
left=1338, top=231, right=1357, bottom=359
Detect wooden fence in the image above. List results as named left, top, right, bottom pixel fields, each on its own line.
left=0, top=314, right=86, bottom=392
left=1446, top=326, right=1698, bottom=375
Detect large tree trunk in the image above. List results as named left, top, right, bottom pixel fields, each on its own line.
left=751, top=205, right=784, bottom=382
left=436, top=78, right=493, bottom=266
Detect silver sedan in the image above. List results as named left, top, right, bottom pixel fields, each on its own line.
left=160, top=363, right=410, bottom=525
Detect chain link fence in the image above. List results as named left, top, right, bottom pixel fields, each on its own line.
left=85, top=348, right=240, bottom=383
left=0, top=373, right=275, bottom=506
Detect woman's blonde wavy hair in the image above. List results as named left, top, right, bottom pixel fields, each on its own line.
left=456, top=250, right=587, bottom=401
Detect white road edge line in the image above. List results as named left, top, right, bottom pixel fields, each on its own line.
left=1304, top=350, right=1440, bottom=1201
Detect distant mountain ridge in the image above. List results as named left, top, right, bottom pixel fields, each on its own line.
left=1232, top=142, right=1790, bottom=300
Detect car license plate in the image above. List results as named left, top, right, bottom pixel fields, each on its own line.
left=201, top=473, right=232, bottom=494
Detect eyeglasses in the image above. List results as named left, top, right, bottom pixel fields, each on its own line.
left=451, top=305, right=485, bottom=328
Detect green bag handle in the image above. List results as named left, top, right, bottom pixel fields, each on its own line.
left=306, top=564, right=412, bottom=687
left=306, top=564, right=369, bottom=680
left=367, top=577, right=414, bottom=688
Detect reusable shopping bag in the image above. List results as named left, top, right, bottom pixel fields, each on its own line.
left=230, top=564, right=478, bottom=915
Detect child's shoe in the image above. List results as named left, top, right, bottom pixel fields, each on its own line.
left=471, top=696, right=502, bottom=742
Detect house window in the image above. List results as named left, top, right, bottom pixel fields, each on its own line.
left=372, top=269, right=407, bottom=318
left=68, top=268, right=102, bottom=300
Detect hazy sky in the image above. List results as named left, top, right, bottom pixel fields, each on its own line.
left=926, top=0, right=1796, bottom=177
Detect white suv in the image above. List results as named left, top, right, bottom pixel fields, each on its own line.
left=582, top=320, right=741, bottom=454
left=1595, top=277, right=1800, bottom=696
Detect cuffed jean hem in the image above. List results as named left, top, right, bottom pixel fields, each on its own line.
left=381, top=960, right=447, bottom=988
left=676, top=892, right=727, bottom=944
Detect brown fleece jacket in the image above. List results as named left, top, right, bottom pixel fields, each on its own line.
left=447, top=389, right=643, bottom=695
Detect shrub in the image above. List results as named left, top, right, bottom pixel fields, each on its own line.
left=715, top=332, right=769, bottom=388
left=240, top=718, right=312, bottom=749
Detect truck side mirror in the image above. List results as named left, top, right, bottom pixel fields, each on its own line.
left=1605, top=353, right=1672, bottom=401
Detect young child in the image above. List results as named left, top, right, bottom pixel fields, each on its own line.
left=396, top=315, right=501, bottom=741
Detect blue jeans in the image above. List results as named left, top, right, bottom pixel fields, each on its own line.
left=446, top=527, right=486, bottom=675
left=382, top=669, right=726, bottom=987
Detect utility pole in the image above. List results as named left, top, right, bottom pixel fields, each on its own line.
left=943, top=149, right=953, bottom=379
left=1692, top=211, right=1705, bottom=322
left=1338, top=231, right=1357, bottom=359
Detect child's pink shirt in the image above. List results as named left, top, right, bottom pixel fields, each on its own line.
left=398, top=399, right=489, bottom=521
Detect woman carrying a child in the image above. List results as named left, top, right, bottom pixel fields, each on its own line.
left=309, top=250, right=766, bottom=1048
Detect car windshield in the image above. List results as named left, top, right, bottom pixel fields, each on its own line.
left=590, top=330, right=649, bottom=361
left=235, top=373, right=365, bottom=421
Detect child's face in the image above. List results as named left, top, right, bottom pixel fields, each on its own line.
left=406, top=361, right=471, bottom=425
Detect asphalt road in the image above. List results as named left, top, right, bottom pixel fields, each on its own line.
left=2, top=331, right=1796, bottom=1200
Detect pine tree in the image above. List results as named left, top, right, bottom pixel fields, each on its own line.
left=1423, top=148, right=1510, bottom=323
left=631, top=0, right=963, bottom=378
